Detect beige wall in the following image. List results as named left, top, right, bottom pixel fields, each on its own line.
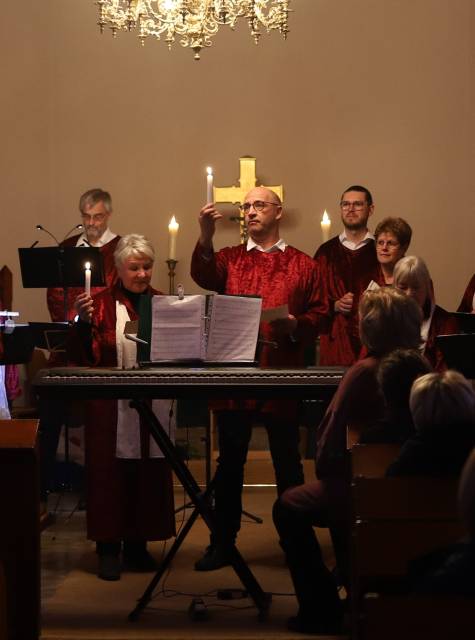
left=1, top=0, right=474, bottom=321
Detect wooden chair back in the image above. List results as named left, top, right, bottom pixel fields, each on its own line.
left=351, top=443, right=401, bottom=478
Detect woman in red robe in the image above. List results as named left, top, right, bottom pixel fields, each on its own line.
left=393, top=256, right=459, bottom=371
left=372, top=217, right=412, bottom=287
left=458, top=273, right=475, bottom=313
left=72, top=234, right=175, bottom=581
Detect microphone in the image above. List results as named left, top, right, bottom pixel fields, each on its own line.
left=36, top=224, right=60, bottom=246
left=63, top=223, right=83, bottom=242
left=30, top=240, right=39, bottom=249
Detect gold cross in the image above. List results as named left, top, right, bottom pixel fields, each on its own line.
left=213, top=156, right=284, bottom=244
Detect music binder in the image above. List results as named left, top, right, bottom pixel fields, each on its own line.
left=138, top=294, right=262, bottom=365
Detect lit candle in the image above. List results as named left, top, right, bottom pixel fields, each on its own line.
left=206, top=166, right=214, bottom=203
left=84, top=261, right=91, bottom=296
left=321, top=210, right=331, bottom=243
left=168, top=215, right=179, bottom=260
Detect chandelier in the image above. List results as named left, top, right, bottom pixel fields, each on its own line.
left=95, top=1, right=291, bottom=60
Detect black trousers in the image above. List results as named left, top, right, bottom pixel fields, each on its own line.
left=211, top=409, right=304, bottom=546
left=272, top=495, right=343, bottom=622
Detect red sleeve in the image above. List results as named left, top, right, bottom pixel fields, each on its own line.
left=190, top=241, right=229, bottom=292
left=458, top=274, right=475, bottom=312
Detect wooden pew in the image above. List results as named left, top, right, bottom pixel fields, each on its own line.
left=351, top=442, right=400, bottom=478
left=0, top=419, right=40, bottom=640
left=361, top=593, right=474, bottom=640
left=350, top=472, right=465, bottom=639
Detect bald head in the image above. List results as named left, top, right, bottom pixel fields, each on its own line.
left=242, top=187, right=282, bottom=248
left=244, top=187, right=282, bottom=206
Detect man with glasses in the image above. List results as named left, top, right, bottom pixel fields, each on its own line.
left=47, top=188, right=121, bottom=322
left=314, top=185, right=379, bottom=366
left=191, top=187, right=327, bottom=571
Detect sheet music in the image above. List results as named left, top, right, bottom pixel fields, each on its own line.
left=150, top=295, right=206, bottom=361
left=261, top=304, right=289, bottom=323
left=205, top=295, right=262, bottom=362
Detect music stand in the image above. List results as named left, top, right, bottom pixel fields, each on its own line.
left=0, top=325, right=34, bottom=365
left=18, top=247, right=105, bottom=321
left=28, top=322, right=69, bottom=354
left=436, top=334, right=475, bottom=379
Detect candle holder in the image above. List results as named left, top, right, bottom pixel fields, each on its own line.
left=166, top=259, right=178, bottom=295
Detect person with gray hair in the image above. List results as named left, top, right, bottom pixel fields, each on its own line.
left=393, top=255, right=459, bottom=371
left=72, top=234, right=175, bottom=581
left=387, top=370, right=475, bottom=477
left=272, top=287, right=423, bottom=634
left=47, top=187, right=120, bottom=322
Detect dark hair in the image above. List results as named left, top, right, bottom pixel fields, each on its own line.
left=341, top=185, right=373, bottom=206
left=378, top=349, right=432, bottom=418
left=375, top=217, right=412, bottom=250
left=79, top=188, right=112, bottom=214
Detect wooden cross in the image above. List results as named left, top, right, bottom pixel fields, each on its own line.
left=213, top=156, right=284, bottom=244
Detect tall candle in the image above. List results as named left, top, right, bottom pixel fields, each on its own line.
left=206, top=166, right=214, bottom=203
left=84, top=261, right=91, bottom=296
left=168, top=215, right=179, bottom=260
left=321, top=210, right=331, bottom=243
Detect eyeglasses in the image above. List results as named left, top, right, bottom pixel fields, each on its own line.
left=340, top=200, right=367, bottom=211
left=81, top=212, right=107, bottom=223
left=376, top=239, right=400, bottom=248
left=239, top=200, right=279, bottom=213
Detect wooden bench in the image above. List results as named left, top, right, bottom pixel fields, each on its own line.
left=351, top=442, right=401, bottom=478
left=350, top=474, right=465, bottom=639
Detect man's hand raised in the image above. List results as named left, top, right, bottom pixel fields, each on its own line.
left=199, top=203, right=223, bottom=251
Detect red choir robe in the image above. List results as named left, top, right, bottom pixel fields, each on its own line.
left=458, top=274, right=475, bottom=312
left=424, top=305, right=459, bottom=372
left=191, top=242, right=327, bottom=414
left=47, top=233, right=121, bottom=322
left=314, top=237, right=379, bottom=366
left=69, top=282, right=175, bottom=542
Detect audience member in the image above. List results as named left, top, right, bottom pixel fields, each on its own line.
left=273, top=288, right=422, bottom=634
left=393, top=256, right=459, bottom=371
left=360, top=348, right=432, bottom=444
left=387, top=370, right=475, bottom=477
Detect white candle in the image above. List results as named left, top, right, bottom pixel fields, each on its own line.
left=168, top=215, right=179, bottom=260
left=206, top=166, right=214, bottom=203
left=85, top=261, right=91, bottom=296
left=321, top=210, right=331, bottom=243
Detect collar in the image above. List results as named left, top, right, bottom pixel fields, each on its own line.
left=76, top=228, right=117, bottom=247
left=339, top=230, right=374, bottom=251
left=246, top=237, right=287, bottom=253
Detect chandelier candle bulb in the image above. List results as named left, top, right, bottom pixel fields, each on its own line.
left=206, top=167, right=214, bottom=203
left=321, top=210, right=331, bottom=243
left=168, top=216, right=179, bottom=260
left=85, top=262, right=91, bottom=296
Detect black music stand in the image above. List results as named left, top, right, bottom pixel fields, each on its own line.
left=0, top=325, right=34, bottom=365
left=18, top=246, right=105, bottom=321
left=436, top=333, right=475, bottom=378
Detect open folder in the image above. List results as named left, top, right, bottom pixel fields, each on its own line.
left=148, top=294, right=262, bottom=364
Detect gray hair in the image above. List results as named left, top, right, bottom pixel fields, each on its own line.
left=79, top=188, right=112, bottom=214
left=393, top=255, right=432, bottom=300
left=410, top=370, right=475, bottom=433
left=358, top=288, right=422, bottom=356
left=114, top=234, right=155, bottom=267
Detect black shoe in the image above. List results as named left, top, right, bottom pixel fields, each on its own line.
left=98, top=554, right=121, bottom=581
left=123, top=549, right=159, bottom=572
left=194, top=544, right=233, bottom=572
left=287, top=614, right=343, bottom=635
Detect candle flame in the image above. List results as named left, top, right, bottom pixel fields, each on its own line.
left=322, top=210, right=330, bottom=224
left=168, top=215, right=179, bottom=231
left=85, top=262, right=91, bottom=270
left=206, top=166, right=213, bottom=176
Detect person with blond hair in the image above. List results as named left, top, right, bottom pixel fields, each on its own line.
left=393, top=255, right=458, bottom=371
left=273, top=287, right=422, bottom=634
left=387, top=370, right=475, bottom=477
left=72, top=234, right=175, bottom=581
left=372, top=216, right=412, bottom=286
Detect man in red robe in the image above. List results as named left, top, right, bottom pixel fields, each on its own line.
left=458, top=273, right=475, bottom=313
left=314, top=185, right=379, bottom=366
left=190, top=187, right=327, bottom=571
left=47, top=188, right=121, bottom=322
left=40, top=188, right=121, bottom=512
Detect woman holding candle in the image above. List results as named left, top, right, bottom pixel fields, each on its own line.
left=393, top=256, right=459, bottom=371
left=71, top=234, right=175, bottom=581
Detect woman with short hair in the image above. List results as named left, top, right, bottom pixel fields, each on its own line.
left=72, top=234, right=175, bottom=581
left=373, top=217, right=412, bottom=286
left=393, top=255, right=458, bottom=371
